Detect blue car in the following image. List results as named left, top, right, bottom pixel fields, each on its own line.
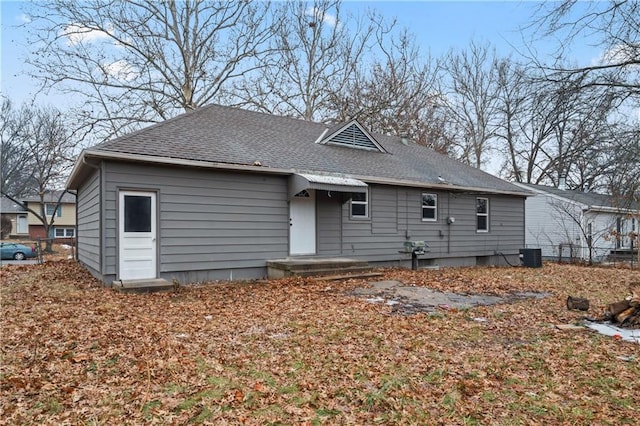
left=0, top=242, right=37, bottom=260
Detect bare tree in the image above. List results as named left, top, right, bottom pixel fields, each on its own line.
left=532, top=0, right=640, bottom=100
left=0, top=216, right=11, bottom=240
left=493, top=63, right=618, bottom=186
left=330, top=28, right=449, bottom=152
left=548, top=198, right=615, bottom=265
left=440, top=42, right=501, bottom=168
left=236, top=0, right=378, bottom=122
left=1, top=98, right=36, bottom=198
left=1, top=102, right=77, bottom=251
left=25, top=0, right=274, bottom=140
left=494, top=59, right=531, bottom=181
left=604, top=130, right=640, bottom=264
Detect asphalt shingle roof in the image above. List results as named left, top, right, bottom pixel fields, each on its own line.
left=520, top=183, right=638, bottom=210
left=22, top=190, right=76, bottom=204
left=0, top=196, right=27, bottom=213
left=87, top=104, right=527, bottom=195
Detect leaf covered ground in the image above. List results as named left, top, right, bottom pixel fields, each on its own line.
left=1, top=261, right=639, bottom=425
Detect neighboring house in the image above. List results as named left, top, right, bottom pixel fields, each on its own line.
left=66, top=104, right=530, bottom=285
left=513, top=182, right=639, bottom=262
left=22, top=191, right=77, bottom=242
left=0, top=196, right=29, bottom=239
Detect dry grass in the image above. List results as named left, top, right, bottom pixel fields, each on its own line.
left=1, top=261, right=639, bottom=425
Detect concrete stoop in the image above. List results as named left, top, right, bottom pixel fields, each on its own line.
left=112, top=278, right=175, bottom=293
left=267, top=257, right=371, bottom=279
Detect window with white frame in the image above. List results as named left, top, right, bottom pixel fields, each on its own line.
left=422, top=193, right=437, bottom=221
left=350, top=191, right=368, bottom=218
left=44, top=203, right=62, bottom=217
left=476, top=198, right=489, bottom=232
left=54, top=227, right=75, bottom=238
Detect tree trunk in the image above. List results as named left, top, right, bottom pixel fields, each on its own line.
left=607, top=300, right=630, bottom=318
left=630, top=282, right=640, bottom=306
left=566, top=296, right=590, bottom=311
left=615, top=307, right=637, bottom=324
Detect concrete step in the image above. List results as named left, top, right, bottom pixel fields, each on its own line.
left=113, top=278, right=175, bottom=293
left=288, top=266, right=373, bottom=278
left=267, top=258, right=368, bottom=272
left=312, top=272, right=384, bottom=281
left=266, top=258, right=371, bottom=279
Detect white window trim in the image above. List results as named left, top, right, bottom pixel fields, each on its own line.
left=421, top=193, right=437, bottom=222
left=54, top=227, right=75, bottom=238
left=350, top=189, right=369, bottom=219
left=476, top=197, right=489, bottom=233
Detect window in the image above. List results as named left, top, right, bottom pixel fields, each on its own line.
left=350, top=191, right=368, bottom=218
left=124, top=195, right=152, bottom=232
left=476, top=198, right=489, bottom=232
left=54, top=227, right=75, bottom=238
left=422, top=193, right=437, bottom=221
left=44, top=203, right=62, bottom=217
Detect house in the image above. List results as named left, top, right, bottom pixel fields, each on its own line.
left=513, top=182, right=639, bottom=263
left=22, top=191, right=77, bottom=242
left=0, top=196, right=29, bottom=239
left=66, top=104, right=530, bottom=285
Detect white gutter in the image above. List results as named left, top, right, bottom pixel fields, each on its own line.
left=584, top=205, right=640, bottom=215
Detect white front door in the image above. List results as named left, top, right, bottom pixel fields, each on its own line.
left=16, top=215, right=28, bottom=234
left=289, top=190, right=316, bottom=255
left=119, top=191, right=157, bottom=280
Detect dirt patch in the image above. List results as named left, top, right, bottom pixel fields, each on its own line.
left=353, top=280, right=551, bottom=315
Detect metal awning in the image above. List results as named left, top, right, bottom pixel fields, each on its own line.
left=289, top=173, right=367, bottom=199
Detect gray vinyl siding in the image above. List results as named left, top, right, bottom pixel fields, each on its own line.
left=76, top=167, right=101, bottom=276
left=102, top=162, right=288, bottom=278
left=339, top=185, right=525, bottom=262
left=95, top=161, right=524, bottom=283
left=316, top=191, right=341, bottom=255
left=371, top=186, right=398, bottom=234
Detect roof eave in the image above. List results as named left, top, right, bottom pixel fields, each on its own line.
left=66, top=150, right=296, bottom=189
left=353, top=175, right=529, bottom=197
left=585, top=205, right=640, bottom=214
left=66, top=150, right=88, bottom=189
left=67, top=150, right=529, bottom=197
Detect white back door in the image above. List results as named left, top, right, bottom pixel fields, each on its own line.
left=119, top=191, right=157, bottom=280
left=289, top=190, right=316, bottom=255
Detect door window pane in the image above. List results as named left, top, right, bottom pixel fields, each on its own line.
left=124, top=195, right=151, bottom=232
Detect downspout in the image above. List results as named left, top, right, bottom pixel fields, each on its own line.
left=447, top=192, right=451, bottom=254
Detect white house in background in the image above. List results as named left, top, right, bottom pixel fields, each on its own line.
left=513, top=182, right=639, bottom=263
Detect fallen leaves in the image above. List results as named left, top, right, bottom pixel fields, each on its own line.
left=1, top=260, right=639, bottom=424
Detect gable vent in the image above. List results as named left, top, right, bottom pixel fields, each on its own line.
left=326, top=124, right=381, bottom=151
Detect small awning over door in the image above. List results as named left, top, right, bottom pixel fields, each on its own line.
left=288, top=173, right=368, bottom=199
